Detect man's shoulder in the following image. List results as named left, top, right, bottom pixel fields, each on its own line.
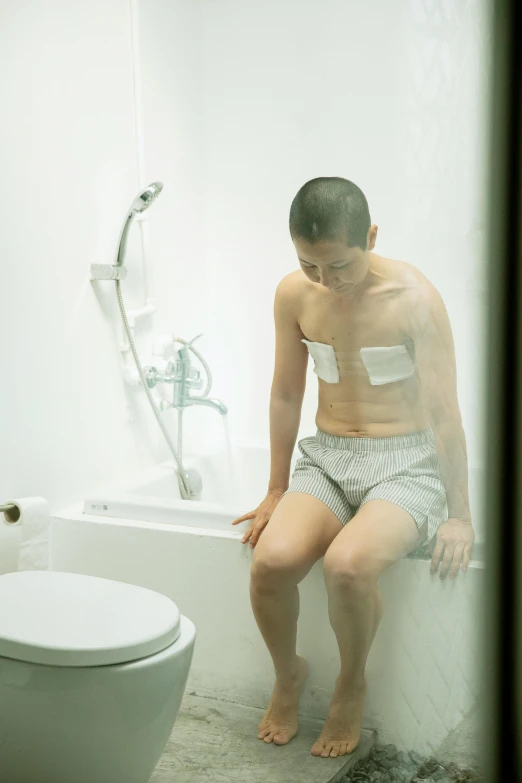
left=393, top=259, right=441, bottom=307
left=394, top=261, right=447, bottom=335
left=274, top=270, right=308, bottom=303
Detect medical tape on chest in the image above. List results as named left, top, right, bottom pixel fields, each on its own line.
left=302, top=339, right=416, bottom=385
left=359, top=345, right=416, bottom=385
left=301, top=339, right=340, bottom=383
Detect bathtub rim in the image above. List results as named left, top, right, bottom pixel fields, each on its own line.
left=52, top=500, right=486, bottom=568
left=53, top=500, right=245, bottom=541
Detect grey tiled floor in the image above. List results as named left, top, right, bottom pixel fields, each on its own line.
left=149, top=691, right=376, bottom=783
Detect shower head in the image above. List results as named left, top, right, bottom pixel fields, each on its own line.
left=115, top=181, right=164, bottom=267
left=130, top=182, right=163, bottom=214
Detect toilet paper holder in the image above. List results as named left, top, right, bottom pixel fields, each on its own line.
left=1, top=502, right=21, bottom=522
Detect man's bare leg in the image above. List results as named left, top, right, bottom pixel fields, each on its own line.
left=312, top=500, right=428, bottom=758
left=250, top=578, right=309, bottom=744
left=249, top=492, right=343, bottom=745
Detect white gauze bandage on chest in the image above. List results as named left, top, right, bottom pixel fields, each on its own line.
left=359, top=345, right=415, bottom=386
left=302, top=339, right=416, bottom=386
left=301, top=339, right=340, bottom=383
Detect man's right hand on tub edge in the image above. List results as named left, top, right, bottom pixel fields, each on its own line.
left=231, top=489, right=286, bottom=548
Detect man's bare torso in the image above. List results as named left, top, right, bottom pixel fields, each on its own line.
left=290, top=253, right=432, bottom=438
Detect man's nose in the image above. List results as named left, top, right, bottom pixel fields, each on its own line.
left=319, top=273, right=334, bottom=287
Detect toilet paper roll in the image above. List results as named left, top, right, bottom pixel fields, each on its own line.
left=2, top=497, right=50, bottom=571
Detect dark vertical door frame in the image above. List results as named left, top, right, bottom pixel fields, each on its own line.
left=483, top=0, right=522, bottom=779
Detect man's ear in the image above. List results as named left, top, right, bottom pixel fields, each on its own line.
left=367, top=225, right=378, bottom=250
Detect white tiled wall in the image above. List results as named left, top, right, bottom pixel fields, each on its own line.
left=364, top=557, right=483, bottom=752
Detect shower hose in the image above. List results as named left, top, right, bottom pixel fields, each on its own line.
left=115, top=280, right=212, bottom=501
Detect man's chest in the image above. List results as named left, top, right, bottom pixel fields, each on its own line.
left=297, top=290, right=416, bottom=387
left=298, top=290, right=411, bottom=349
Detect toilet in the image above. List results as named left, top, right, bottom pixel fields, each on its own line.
left=0, top=570, right=196, bottom=783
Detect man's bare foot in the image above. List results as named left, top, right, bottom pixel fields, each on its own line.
left=311, top=677, right=367, bottom=758
left=257, top=656, right=309, bottom=745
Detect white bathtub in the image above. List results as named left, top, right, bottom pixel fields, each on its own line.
left=53, top=445, right=485, bottom=755
left=82, top=446, right=274, bottom=532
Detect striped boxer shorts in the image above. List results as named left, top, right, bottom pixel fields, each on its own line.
left=282, top=427, right=448, bottom=556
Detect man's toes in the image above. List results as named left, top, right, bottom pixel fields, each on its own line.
left=263, top=731, right=276, bottom=743
left=311, top=739, right=325, bottom=756
left=273, top=731, right=289, bottom=745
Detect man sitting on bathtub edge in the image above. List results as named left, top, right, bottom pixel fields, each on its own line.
left=232, top=176, right=475, bottom=759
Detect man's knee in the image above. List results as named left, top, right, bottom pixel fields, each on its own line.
left=250, top=543, right=312, bottom=592
left=323, top=544, right=381, bottom=588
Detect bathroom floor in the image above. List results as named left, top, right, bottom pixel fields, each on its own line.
left=149, top=691, right=376, bottom=783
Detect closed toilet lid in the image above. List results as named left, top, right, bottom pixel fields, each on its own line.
left=0, top=571, right=181, bottom=667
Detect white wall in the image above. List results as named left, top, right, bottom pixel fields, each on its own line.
left=0, top=1, right=140, bottom=512
left=0, top=0, right=204, bottom=516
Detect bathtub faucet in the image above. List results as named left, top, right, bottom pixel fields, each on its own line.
left=144, top=335, right=228, bottom=415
